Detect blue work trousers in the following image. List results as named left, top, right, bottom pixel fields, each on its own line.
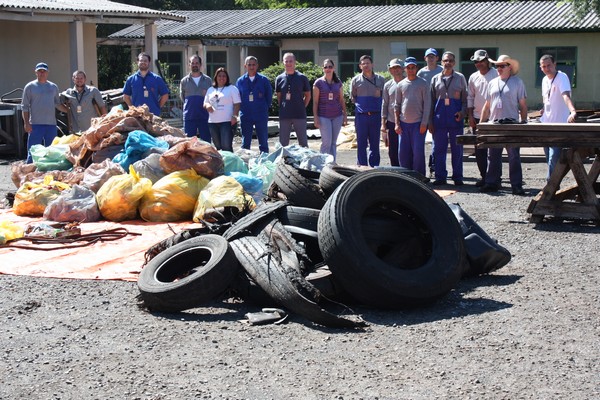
left=355, top=113, right=380, bottom=167
left=27, top=124, right=57, bottom=163
left=241, top=115, right=269, bottom=154
left=485, top=147, right=523, bottom=186
left=184, top=118, right=211, bottom=143
left=544, top=146, right=561, bottom=181
left=433, top=126, right=463, bottom=181
left=399, top=121, right=426, bottom=176
left=385, top=120, right=400, bottom=166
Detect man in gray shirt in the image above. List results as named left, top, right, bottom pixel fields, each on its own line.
left=61, top=70, right=106, bottom=134
left=430, top=51, right=468, bottom=186
left=394, top=57, right=431, bottom=176
left=21, top=62, right=68, bottom=163
left=417, top=48, right=443, bottom=178
left=381, top=58, right=404, bottom=166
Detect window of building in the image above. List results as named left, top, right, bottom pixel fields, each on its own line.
left=206, top=51, right=227, bottom=79
left=458, top=48, right=499, bottom=78
left=407, top=48, right=445, bottom=70
left=158, top=51, right=183, bottom=80
left=319, top=42, right=338, bottom=57
left=338, top=49, right=373, bottom=81
left=535, top=46, right=577, bottom=87
left=281, top=50, right=315, bottom=64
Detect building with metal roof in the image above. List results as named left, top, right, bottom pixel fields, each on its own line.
left=0, top=0, right=185, bottom=97
left=109, top=1, right=600, bottom=109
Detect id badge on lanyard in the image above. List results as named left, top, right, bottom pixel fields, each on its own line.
left=286, top=92, right=291, bottom=101
left=328, top=92, right=334, bottom=101
left=249, top=92, right=254, bottom=102
left=143, top=86, right=149, bottom=98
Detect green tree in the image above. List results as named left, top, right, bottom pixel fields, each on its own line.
left=562, top=0, right=600, bottom=18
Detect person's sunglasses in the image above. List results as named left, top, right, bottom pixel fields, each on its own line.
left=323, top=65, right=334, bottom=69
left=496, top=63, right=510, bottom=69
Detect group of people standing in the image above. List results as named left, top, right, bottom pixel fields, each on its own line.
left=21, top=63, right=107, bottom=163
left=376, top=48, right=577, bottom=195
left=23, top=50, right=577, bottom=192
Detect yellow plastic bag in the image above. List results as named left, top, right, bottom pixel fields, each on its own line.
left=0, top=221, right=25, bottom=245
left=139, top=169, right=210, bottom=222
left=52, top=134, right=79, bottom=145
left=13, top=175, right=71, bottom=217
left=96, top=165, right=152, bottom=221
left=193, top=175, right=256, bottom=223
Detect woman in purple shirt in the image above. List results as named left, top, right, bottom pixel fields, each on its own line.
left=312, top=59, right=347, bottom=160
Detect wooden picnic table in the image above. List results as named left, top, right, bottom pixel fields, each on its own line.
left=460, top=122, right=600, bottom=224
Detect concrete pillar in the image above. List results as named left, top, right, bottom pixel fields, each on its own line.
left=144, top=23, right=158, bottom=72
left=69, top=20, right=85, bottom=74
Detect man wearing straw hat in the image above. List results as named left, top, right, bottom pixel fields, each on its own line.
left=479, top=54, right=528, bottom=195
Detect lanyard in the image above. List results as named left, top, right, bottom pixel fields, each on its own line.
left=286, top=73, right=295, bottom=93
left=498, top=75, right=511, bottom=99
left=545, top=72, right=558, bottom=99
left=363, top=74, right=378, bottom=88
left=74, top=88, right=86, bottom=105
left=442, top=74, right=454, bottom=97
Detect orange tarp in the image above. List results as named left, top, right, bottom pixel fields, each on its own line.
left=0, top=189, right=455, bottom=282
left=0, top=209, right=200, bottom=282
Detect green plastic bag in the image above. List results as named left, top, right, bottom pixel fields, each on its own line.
left=30, top=144, right=73, bottom=171
left=219, top=150, right=248, bottom=175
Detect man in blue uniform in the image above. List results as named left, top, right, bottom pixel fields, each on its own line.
left=180, top=55, right=213, bottom=141
left=236, top=56, right=273, bottom=153
left=123, top=52, right=170, bottom=117
left=351, top=55, right=385, bottom=166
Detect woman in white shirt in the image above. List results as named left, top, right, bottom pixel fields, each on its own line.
left=203, top=68, right=241, bottom=151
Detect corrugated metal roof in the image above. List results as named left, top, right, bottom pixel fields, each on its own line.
left=109, top=1, right=600, bottom=40
left=0, top=0, right=185, bottom=21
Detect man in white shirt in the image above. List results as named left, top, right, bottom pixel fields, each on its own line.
left=539, top=54, right=577, bottom=180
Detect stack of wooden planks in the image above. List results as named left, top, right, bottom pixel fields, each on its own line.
left=474, top=122, right=600, bottom=148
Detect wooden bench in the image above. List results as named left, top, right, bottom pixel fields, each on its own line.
left=460, top=122, right=600, bottom=224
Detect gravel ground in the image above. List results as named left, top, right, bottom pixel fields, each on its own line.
left=0, top=136, right=599, bottom=400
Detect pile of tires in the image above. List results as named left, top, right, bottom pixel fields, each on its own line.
left=137, top=160, right=511, bottom=327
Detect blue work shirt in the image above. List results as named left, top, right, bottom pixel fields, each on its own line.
left=236, top=72, right=273, bottom=119
left=123, top=71, right=169, bottom=116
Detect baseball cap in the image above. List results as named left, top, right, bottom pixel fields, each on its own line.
left=404, top=57, right=418, bottom=66
left=425, top=48, right=438, bottom=57
left=470, top=49, right=488, bottom=62
left=388, top=58, right=404, bottom=68
left=35, top=62, right=49, bottom=71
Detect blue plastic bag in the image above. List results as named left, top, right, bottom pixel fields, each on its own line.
left=229, top=171, right=264, bottom=203
left=112, top=130, right=169, bottom=170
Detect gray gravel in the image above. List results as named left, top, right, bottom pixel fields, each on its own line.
left=0, top=140, right=599, bottom=399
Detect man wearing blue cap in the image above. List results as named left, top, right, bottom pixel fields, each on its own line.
left=21, top=62, right=68, bottom=163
